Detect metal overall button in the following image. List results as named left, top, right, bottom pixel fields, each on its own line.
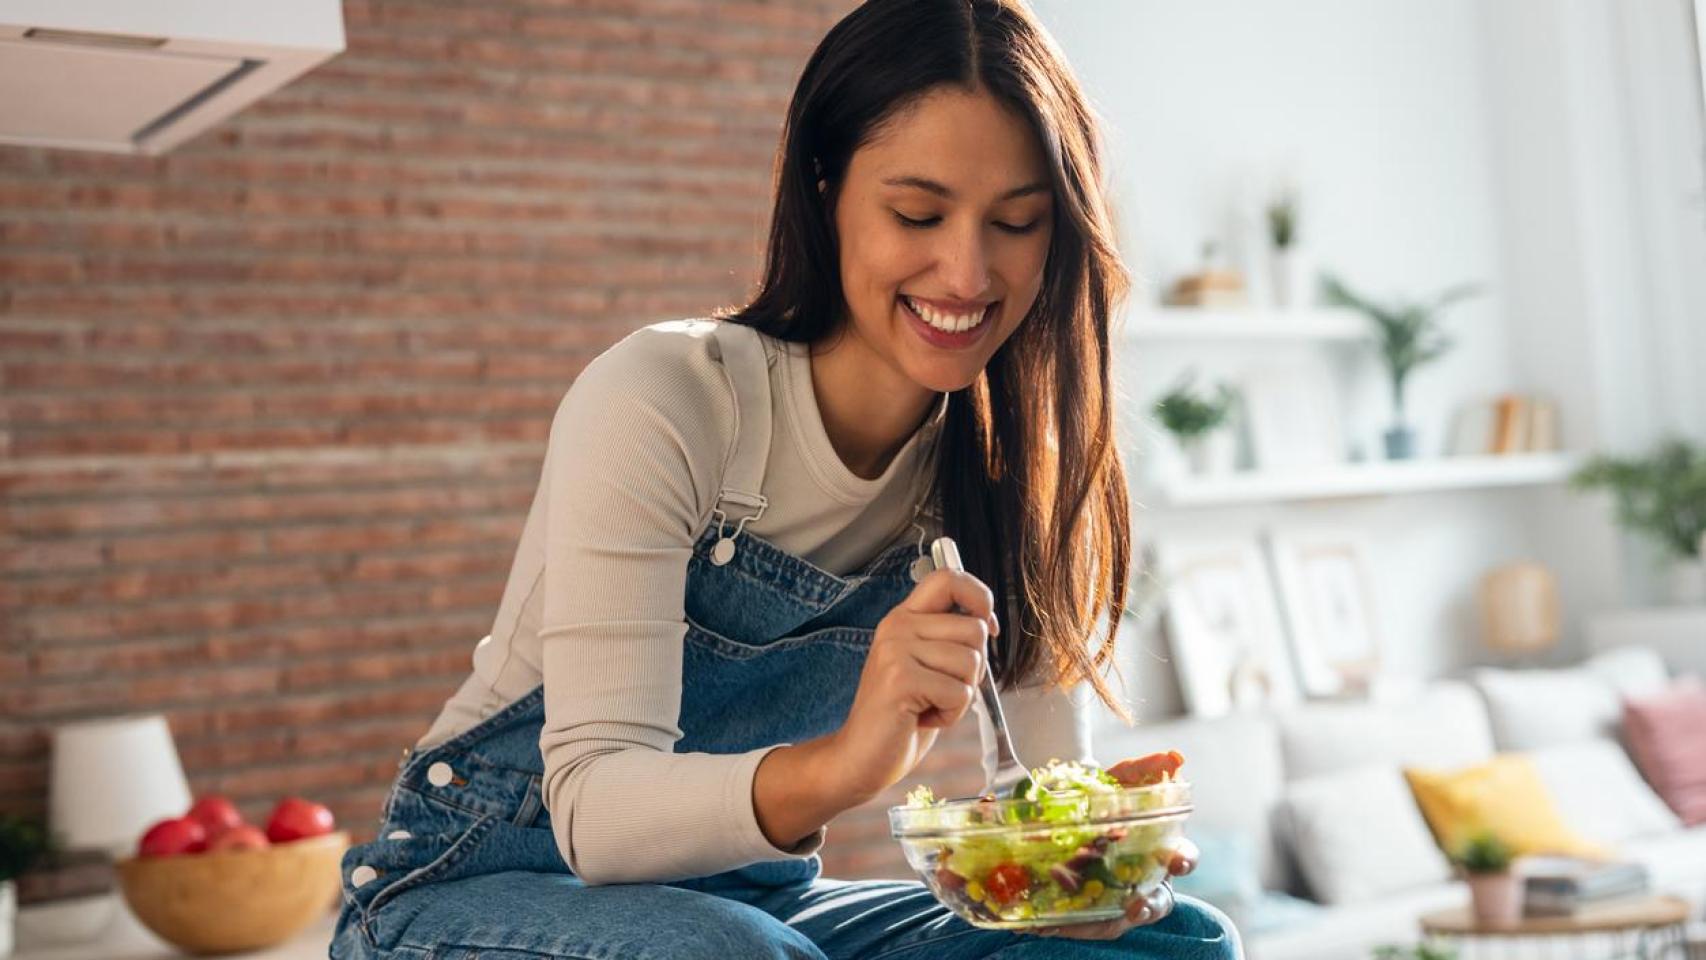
left=350, top=865, right=382, bottom=888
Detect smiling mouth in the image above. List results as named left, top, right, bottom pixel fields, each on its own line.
left=899, top=295, right=996, bottom=334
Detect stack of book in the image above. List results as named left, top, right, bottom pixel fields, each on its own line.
left=1449, top=393, right=1560, bottom=456
left=1522, top=857, right=1649, bottom=915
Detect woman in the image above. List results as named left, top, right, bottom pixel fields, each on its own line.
left=332, top=1, right=1239, bottom=957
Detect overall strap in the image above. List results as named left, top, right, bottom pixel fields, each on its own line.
left=707, top=321, right=775, bottom=564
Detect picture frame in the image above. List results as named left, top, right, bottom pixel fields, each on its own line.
left=1264, top=529, right=1382, bottom=698
left=1238, top=360, right=1346, bottom=471
left=1148, top=538, right=1301, bottom=717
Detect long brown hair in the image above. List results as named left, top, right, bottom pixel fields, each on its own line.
left=725, top=0, right=1133, bottom=716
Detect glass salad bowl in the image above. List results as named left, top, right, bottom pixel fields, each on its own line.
left=888, top=761, right=1192, bottom=930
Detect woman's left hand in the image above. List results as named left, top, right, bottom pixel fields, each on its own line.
left=1029, top=836, right=1197, bottom=940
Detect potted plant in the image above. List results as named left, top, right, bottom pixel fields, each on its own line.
left=1571, top=438, right=1706, bottom=603
left=1266, top=187, right=1311, bottom=308
left=1153, top=374, right=1237, bottom=476
left=1373, top=943, right=1459, bottom=960
left=1455, top=829, right=1520, bottom=928
left=1, top=815, right=50, bottom=957
left=1321, top=274, right=1480, bottom=460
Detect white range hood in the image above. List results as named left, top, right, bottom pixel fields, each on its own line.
left=0, top=0, right=344, bottom=154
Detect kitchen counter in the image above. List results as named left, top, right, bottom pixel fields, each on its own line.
left=12, top=899, right=335, bottom=960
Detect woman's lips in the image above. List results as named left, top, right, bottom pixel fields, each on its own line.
left=899, top=295, right=996, bottom=351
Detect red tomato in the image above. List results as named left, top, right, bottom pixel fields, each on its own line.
left=185, top=794, right=245, bottom=835
left=137, top=816, right=208, bottom=857
left=208, top=823, right=270, bottom=852
left=264, top=797, right=335, bottom=843
left=983, top=863, right=1031, bottom=906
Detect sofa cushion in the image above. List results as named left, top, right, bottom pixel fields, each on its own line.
left=1278, top=764, right=1452, bottom=905
left=1247, top=880, right=1466, bottom=960
left=1405, top=754, right=1606, bottom=859
left=1618, top=824, right=1706, bottom=909
left=1528, top=738, right=1681, bottom=846
left=1472, top=665, right=1621, bottom=750
left=1174, top=828, right=1324, bottom=937
left=1097, top=711, right=1291, bottom=891
left=1278, top=680, right=1493, bottom=781
left=1623, top=676, right=1706, bottom=826
left=1584, top=645, right=1671, bottom=700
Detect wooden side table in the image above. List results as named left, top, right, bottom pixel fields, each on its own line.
left=1419, top=895, right=1693, bottom=960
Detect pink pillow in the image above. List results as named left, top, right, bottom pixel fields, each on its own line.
left=1622, top=676, right=1706, bottom=826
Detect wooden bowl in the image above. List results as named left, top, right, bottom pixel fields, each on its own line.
left=116, top=832, right=348, bottom=956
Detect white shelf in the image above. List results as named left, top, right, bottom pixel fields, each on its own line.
left=1124, top=307, right=1369, bottom=342
left=1138, top=452, right=1583, bottom=507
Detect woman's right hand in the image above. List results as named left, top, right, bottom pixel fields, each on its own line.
left=825, top=568, right=1002, bottom=804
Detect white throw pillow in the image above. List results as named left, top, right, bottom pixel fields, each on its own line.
left=1528, top=738, right=1682, bottom=846
left=1278, top=764, right=1453, bottom=906
left=1280, top=680, right=1494, bottom=780
left=1473, top=666, right=1621, bottom=750
left=1585, top=646, right=1671, bottom=700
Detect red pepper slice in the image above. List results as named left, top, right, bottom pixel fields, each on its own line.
left=1107, top=750, right=1184, bottom=787
left=984, top=862, right=1031, bottom=905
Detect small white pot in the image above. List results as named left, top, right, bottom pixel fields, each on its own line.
left=1180, top=431, right=1236, bottom=477
left=1, top=879, right=15, bottom=959
left=1269, top=247, right=1313, bottom=308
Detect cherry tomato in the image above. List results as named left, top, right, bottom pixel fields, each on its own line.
left=983, top=862, right=1031, bottom=905
left=264, top=797, right=335, bottom=843
left=137, top=816, right=208, bottom=857
left=185, top=794, right=245, bottom=835
left=208, top=823, right=270, bottom=852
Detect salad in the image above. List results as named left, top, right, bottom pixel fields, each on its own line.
left=889, top=752, right=1190, bottom=929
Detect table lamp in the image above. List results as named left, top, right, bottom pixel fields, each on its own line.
left=49, top=714, right=192, bottom=857
left=1478, top=562, right=1559, bottom=657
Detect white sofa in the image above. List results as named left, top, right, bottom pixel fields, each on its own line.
left=1097, top=646, right=1706, bottom=960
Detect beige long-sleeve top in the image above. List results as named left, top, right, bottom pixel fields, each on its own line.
left=417, top=319, right=1094, bottom=885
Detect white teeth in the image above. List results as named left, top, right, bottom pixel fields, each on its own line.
left=904, top=296, right=986, bottom=334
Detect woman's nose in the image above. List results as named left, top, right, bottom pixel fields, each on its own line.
left=937, top=228, right=992, bottom=301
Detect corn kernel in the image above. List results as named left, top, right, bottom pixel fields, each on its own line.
left=965, top=881, right=985, bottom=902
left=1083, top=880, right=1105, bottom=900
left=1014, top=902, right=1035, bottom=920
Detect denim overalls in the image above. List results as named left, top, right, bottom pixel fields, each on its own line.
left=331, top=321, right=1240, bottom=959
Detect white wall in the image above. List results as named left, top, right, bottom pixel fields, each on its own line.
left=1482, top=0, right=1706, bottom=610
left=1026, top=0, right=1700, bottom=720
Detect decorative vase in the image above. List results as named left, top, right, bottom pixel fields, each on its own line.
left=1467, top=872, right=1522, bottom=927
left=1, top=879, right=15, bottom=959
left=1668, top=558, right=1706, bottom=605
left=1269, top=247, right=1312, bottom=309
left=1383, top=423, right=1416, bottom=460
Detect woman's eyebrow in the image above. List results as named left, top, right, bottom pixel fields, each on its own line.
left=881, top=175, right=1050, bottom=201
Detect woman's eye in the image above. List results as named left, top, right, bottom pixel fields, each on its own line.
left=995, top=220, right=1042, bottom=235
left=893, top=211, right=941, bottom=229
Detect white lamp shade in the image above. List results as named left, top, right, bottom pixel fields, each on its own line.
left=49, top=715, right=192, bottom=855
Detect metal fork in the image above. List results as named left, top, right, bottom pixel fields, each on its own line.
left=930, top=536, right=1028, bottom=797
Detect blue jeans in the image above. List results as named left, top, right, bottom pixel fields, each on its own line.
left=336, top=860, right=1239, bottom=959
left=331, top=691, right=1239, bottom=959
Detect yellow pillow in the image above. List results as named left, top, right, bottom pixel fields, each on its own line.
left=1404, top=754, right=1607, bottom=860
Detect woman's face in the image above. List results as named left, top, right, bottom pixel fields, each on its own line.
left=831, top=86, right=1055, bottom=394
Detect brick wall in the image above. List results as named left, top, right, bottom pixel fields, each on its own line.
left=0, top=0, right=986, bottom=881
